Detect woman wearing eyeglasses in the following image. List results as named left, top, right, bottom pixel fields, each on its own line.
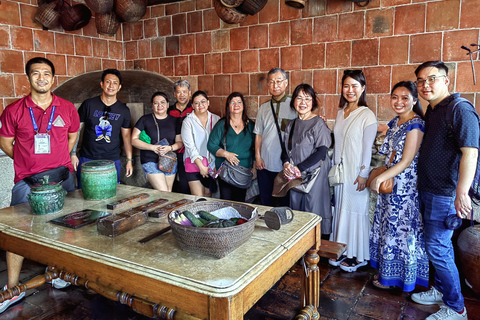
left=329, top=70, right=378, bottom=272
left=181, top=91, right=220, bottom=197
left=281, top=84, right=332, bottom=235
left=131, top=92, right=183, bottom=192
left=207, top=92, right=255, bottom=202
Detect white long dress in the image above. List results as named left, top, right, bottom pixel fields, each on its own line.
left=330, top=106, right=377, bottom=262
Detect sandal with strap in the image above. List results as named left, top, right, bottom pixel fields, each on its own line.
left=328, top=256, right=346, bottom=267
left=339, top=258, right=367, bottom=272
left=373, top=279, right=395, bottom=290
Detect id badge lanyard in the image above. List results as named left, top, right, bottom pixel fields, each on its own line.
left=29, top=105, right=56, bottom=154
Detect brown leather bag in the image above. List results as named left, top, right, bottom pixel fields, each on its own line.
left=367, top=150, right=395, bottom=194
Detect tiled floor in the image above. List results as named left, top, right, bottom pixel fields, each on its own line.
left=0, top=251, right=479, bottom=320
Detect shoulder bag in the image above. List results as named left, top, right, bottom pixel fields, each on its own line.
left=153, top=114, right=177, bottom=173
left=366, top=150, right=395, bottom=194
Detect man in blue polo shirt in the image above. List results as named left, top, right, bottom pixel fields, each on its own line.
left=411, top=61, right=478, bottom=320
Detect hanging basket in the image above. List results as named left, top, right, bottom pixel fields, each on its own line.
left=35, top=1, right=61, bottom=29
left=114, top=0, right=147, bottom=23
left=285, top=0, right=306, bottom=9
left=214, top=0, right=247, bottom=24
left=220, top=0, right=244, bottom=8
left=237, top=0, right=267, bottom=15
left=60, top=1, right=92, bottom=31
left=95, top=10, right=121, bottom=35
left=84, top=0, right=114, bottom=15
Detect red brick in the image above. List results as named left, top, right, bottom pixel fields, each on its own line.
left=366, top=8, right=393, bottom=38
left=280, top=1, right=301, bottom=21
left=0, top=50, right=24, bottom=73
left=85, top=57, right=102, bottom=72
left=125, top=41, right=138, bottom=60
left=205, top=53, right=221, bottom=74
left=280, top=46, right=301, bottom=70
left=313, top=16, right=337, bottom=43
left=313, top=69, right=336, bottom=94
left=144, top=19, right=158, bottom=38
left=125, top=60, right=134, bottom=70
left=92, top=38, right=108, bottom=58
left=214, top=74, right=230, bottom=96
left=249, top=25, right=268, bottom=49
left=138, top=39, right=151, bottom=59
left=146, top=58, right=160, bottom=73
left=0, top=1, right=20, bottom=26
left=0, top=26, right=9, bottom=48
left=46, top=54, right=66, bottom=76
left=117, top=60, right=125, bottom=70
left=379, top=36, right=408, bottom=65
left=259, top=0, right=279, bottom=23
left=291, top=70, right=312, bottom=87
left=240, top=12, right=259, bottom=27
left=0, top=74, right=15, bottom=97
left=364, top=66, right=390, bottom=94
left=160, top=57, right=174, bottom=76
left=382, top=0, right=409, bottom=7
left=198, top=75, right=214, bottom=95
left=269, top=22, right=290, bottom=47
left=231, top=73, right=249, bottom=95
left=249, top=73, right=268, bottom=96
left=230, top=27, right=249, bottom=51
left=74, top=36, right=92, bottom=57
left=376, top=94, right=395, bottom=121
left=174, top=56, right=188, bottom=76
left=172, top=13, right=187, bottom=35
left=24, top=51, right=44, bottom=65
left=391, top=64, right=417, bottom=87
left=158, top=16, right=172, bottom=36
left=302, top=44, right=324, bottom=69
left=222, top=51, right=239, bottom=74
left=241, top=50, right=259, bottom=73
left=180, top=34, right=196, bottom=55
left=444, top=29, right=479, bottom=62
left=122, top=23, right=133, bottom=41
left=410, top=33, right=442, bottom=64
left=33, top=30, right=55, bottom=53
left=259, top=48, right=280, bottom=72
left=324, top=95, right=338, bottom=120
left=427, top=0, right=460, bottom=32
left=197, top=0, right=212, bottom=10
left=190, top=54, right=204, bottom=75
left=109, top=41, right=123, bottom=60
left=203, top=8, right=220, bottom=31
left=209, top=96, right=224, bottom=117
left=151, top=37, right=165, bottom=57
left=166, top=3, right=180, bottom=15
left=461, top=0, right=480, bottom=28
left=180, top=0, right=195, bottom=12
left=15, top=73, right=31, bottom=96
left=338, top=11, right=364, bottom=40
left=212, top=29, right=229, bottom=52
left=82, top=18, right=97, bottom=37
left=196, top=32, right=212, bottom=54
left=244, top=95, right=258, bottom=118
left=456, top=61, right=480, bottom=93
left=131, top=21, right=144, bottom=40
left=53, top=34, right=74, bottom=55
left=151, top=5, right=165, bottom=18
left=166, top=36, right=180, bottom=56
left=305, top=0, right=326, bottom=18
left=352, top=38, right=378, bottom=66
left=354, top=0, right=380, bottom=10
left=22, top=3, right=43, bottom=29
left=11, top=27, right=33, bottom=51
left=67, top=56, right=85, bottom=76
left=325, top=41, right=351, bottom=68
left=394, top=4, right=425, bottom=35
left=187, top=11, right=202, bottom=33
left=291, top=19, right=312, bottom=45
left=326, top=0, right=351, bottom=14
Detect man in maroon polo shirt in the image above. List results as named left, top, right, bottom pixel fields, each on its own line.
left=0, top=57, right=80, bottom=313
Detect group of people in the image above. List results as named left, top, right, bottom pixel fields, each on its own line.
left=0, top=57, right=476, bottom=320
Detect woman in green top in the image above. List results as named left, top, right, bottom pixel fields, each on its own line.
left=207, top=92, right=256, bottom=202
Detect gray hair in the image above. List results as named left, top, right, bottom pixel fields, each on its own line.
left=173, top=79, right=191, bottom=91
left=267, top=68, right=287, bottom=80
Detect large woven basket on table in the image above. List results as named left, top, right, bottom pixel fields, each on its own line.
left=168, top=201, right=257, bottom=259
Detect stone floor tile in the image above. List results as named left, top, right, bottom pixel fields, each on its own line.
left=318, top=290, right=353, bottom=319
left=353, top=294, right=402, bottom=320
left=321, top=274, right=366, bottom=300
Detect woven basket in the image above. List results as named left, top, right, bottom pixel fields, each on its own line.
left=168, top=201, right=257, bottom=259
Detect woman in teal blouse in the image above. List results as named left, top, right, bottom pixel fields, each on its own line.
left=207, top=92, right=255, bottom=201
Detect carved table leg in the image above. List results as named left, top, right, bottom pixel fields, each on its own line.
left=301, top=247, right=320, bottom=320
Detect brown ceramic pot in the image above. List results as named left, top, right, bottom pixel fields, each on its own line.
left=457, top=226, right=480, bottom=295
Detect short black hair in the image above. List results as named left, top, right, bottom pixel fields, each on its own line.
left=338, top=69, right=367, bottom=109
left=151, top=91, right=169, bottom=104
left=102, top=69, right=122, bottom=84
left=290, top=83, right=318, bottom=112
left=192, top=90, right=208, bottom=102
left=25, top=57, right=55, bottom=76
left=414, top=61, right=448, bottom=77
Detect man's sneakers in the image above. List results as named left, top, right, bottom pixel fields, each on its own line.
left=426, top=306, right=467, bottom=320
left=411, top=287, right=444, bottom=305
left=45, top=267, right=71, bottom=289
left=0, top=285, right=25, bottom=314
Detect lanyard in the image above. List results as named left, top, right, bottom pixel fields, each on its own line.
left=29, top=105, right=56, bottom=134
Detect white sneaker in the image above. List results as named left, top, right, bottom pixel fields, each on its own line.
left=426, top=306, right=467, bottom=320
left=45, top=267, right=71, bottom=289
left=411, top=287, right=444, bottom=305
left=0, top=285, right=25, bottom=314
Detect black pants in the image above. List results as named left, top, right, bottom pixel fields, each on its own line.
left=173, top=153, right=191, bottom=195
left=257, top=168, right=289, bottom=207
left=218, top=179, right=247, bottom=202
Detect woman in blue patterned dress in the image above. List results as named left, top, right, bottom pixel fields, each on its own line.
left=369, top=81, right=429, bottom=292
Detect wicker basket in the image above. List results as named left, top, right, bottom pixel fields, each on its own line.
left=168, top=201, right=257, bottom=259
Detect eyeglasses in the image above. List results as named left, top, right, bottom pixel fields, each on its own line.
left=193, top=99, right=208, bottom=107
left=268, top=79, right=286, bottom=87
left=295, top=96, right=313, bottom=103
left=415, top=75, right=446, bottom=87
left=153, top=101, right=168, bottom=107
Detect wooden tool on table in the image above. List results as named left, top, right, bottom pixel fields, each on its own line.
left=138, top=226, right=172, bottom=244
left=107, top=193, right=150, bottom=210
left=97, top=209, right=148, bottom=237
left=148, top=199, right=193, bottom=218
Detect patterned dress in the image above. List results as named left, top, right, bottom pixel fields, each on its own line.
left=369, top=116, right=429, bottom=292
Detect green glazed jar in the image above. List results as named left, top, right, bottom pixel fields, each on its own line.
left=27, top=175, right=67, bottom=215
left=81, top=160, right=117, bottom=200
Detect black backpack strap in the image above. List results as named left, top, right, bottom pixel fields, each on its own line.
left=445, top=97, right=474, bottom=132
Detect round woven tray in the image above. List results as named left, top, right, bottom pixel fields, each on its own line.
left=168, top=201, right=257, bottom=259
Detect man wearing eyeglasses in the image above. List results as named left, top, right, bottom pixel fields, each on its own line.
left=254, top=68, right=297, bottom=206
left=72, top=69, right=134, bottom=188
left=411, top=61, right=479, bottom=320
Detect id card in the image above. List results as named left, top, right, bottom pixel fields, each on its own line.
left=34, top=133, right=51, bottom=154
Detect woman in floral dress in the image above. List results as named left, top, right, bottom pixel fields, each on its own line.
left=369, top=81, right=429, bottom=291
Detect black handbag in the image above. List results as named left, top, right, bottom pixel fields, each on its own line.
left=23, top=166, right=70, bottom=187
left=218, top=161, right=253, bottom=189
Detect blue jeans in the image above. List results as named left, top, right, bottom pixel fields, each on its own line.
left=76, top=156, right=121, bottom=189
left=419, top=191, right=464, bottom=312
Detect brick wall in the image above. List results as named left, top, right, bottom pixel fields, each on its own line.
left=1, top=0, right=480, bottom=120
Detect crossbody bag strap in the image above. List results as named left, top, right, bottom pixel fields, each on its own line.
left=270, top=100, right=287, bottom=156
left=287, top=119, right=297, bottom=164
left=339, top=108, right=367, bottom=162
left=152, top=113, right=160, bottom=142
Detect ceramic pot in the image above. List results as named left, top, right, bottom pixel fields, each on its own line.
left=81, top=160, right=117, bottom=200
left=457, top=226, right=480, bottom=295
left=27, top=175, right=67, bottom=215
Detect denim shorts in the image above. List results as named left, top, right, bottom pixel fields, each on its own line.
left=142, top=161, right=177, bottom=176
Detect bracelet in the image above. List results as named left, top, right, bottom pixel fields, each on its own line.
left=126, top=158, right=134, bottom=162
left=170, top=145, right=173, bottom=151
